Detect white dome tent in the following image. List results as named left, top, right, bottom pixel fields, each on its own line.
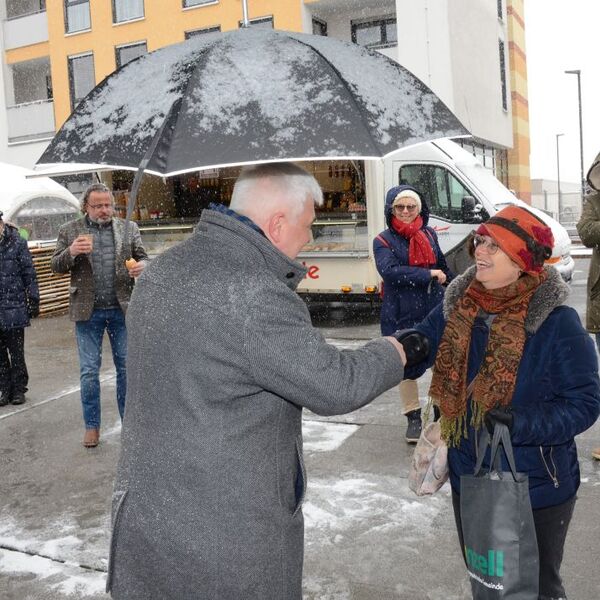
left=0, top=162, right=80, bottom=246
left=0, top=162, right=80, bottom=316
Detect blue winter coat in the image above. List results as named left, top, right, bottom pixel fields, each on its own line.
left=406, top=266, right=600, bottom=510
left=0, top=224, right=39, bottom=330
left=374, top=184, right=453, bottom=335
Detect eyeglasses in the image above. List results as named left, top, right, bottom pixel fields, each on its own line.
left=393, top=204, right=418, bottom=212
left=88, top=203, right=114, bottom=210
left=472, top=233, right=500, bottom=254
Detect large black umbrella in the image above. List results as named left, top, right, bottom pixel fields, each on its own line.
left=38, top=27, right=467, bottom=176
left=37, top=27, right=468, bottom=251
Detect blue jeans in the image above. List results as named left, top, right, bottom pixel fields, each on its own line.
left=596, top=333, right=600, bottom=354
left=75, top=308, right=127, bottom=429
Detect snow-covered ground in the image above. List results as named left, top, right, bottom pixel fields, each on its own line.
left=0, top=396, right=456, bottom=599
left=1, top=329, right=598, bottom=599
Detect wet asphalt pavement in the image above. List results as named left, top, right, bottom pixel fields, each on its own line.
left=0, top=259, right=598, bottom=599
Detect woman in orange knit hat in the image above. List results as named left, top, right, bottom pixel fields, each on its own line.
left=404, top=204, right=600, bottom=599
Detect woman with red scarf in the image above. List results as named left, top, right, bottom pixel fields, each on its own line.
left=374, top=185, right=453, bottom=442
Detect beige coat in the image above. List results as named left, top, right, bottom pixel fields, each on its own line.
left=577, top=189, right=600, bottom=331
left=51, top=216, right=147, bottom=321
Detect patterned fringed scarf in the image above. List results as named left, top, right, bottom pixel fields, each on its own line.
left=429, top=270, right=547, bottom=447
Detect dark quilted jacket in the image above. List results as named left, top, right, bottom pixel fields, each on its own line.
left=0, top=224, right=39, bottom=330
left=406, top=266, right=600, bottom=510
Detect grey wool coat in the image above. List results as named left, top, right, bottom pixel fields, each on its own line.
left=51, top=216, right=148, bottom=321
left=107, top=208, right=404, bottom=600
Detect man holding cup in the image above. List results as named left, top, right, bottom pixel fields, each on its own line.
left=51, top=183, right=148, bottom=448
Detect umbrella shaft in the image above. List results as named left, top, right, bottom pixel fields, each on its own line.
left=241, top=0, right=249, bottom=27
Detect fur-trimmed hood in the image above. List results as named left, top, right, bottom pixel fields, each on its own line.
left=443, top=265, right=569, bottom=334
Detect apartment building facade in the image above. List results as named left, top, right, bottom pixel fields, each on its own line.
left=0, top=0, right=531, bottom=199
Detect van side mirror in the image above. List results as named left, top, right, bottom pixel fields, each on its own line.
left=462, top=196, right=484, bottom=223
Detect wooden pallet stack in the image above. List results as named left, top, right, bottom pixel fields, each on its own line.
left=31, top=247, right=70, bottom=317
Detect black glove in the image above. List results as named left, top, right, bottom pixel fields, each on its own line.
left=484, top=407, right=514, bottom=435
left=392, top=328, right=430, bottom=368
left=28, top=300, right=40, bottom=319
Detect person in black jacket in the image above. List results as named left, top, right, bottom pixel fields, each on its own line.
left=0, top=211, right=39, bottom=406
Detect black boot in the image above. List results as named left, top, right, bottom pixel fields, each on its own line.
left=10, top=391, right=25, bottom=405
left=405, top=409, right=422, bottom=443
left=0, top=391, right=10, bottom=406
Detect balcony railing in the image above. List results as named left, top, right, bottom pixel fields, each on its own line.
left=6, top=99, right=55, bottom=143
left=3, top=9, right=48, bottom=49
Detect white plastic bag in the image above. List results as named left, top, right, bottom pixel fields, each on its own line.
left=408, top=421, right=449, bottom=495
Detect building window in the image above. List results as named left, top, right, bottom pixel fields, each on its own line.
left=455, top=139, right=509, bottom=186
left=495, top=148, right=509, bottom=187
left=497, top=0, right=503, bottom=20
left=115, top=41, right=147, bottom=68
left=238, top=16, right=274, bottom=29
left=10, top=58, right=52, bottom=104
left=68, top=53, right=95, bottom=110
left=183, top=0, right=215, bottom=7
left=351, top=17, right=397, bottom=49
left=185, top=26, right=221, bottom=39
left=112, top=0, right=144, bottom=24
left=64, top=0, right=90, bottom=34
left=7, top=0, right=46, bottom=20
left=312, top=18, right=327, bottom=37
left=499, top=39, right=508, bottom=111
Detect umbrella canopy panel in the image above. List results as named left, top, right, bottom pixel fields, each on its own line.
left=39, top=27, right=467, bottom=176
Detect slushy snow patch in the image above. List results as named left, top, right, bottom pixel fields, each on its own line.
left=0, top=549, right=106, bottom=597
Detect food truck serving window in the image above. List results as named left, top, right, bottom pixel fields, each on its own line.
left=299, top=160, right=367, bottom=255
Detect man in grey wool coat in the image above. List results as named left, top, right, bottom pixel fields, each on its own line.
left=107, top=163, right=418, bottom=599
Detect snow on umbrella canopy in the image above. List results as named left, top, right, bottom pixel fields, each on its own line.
left=38, top=27, right=468, bottom=176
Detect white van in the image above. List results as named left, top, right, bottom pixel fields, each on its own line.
left=297, top=139, right=574, bottom=308
left=0, top=162, right=80, bottom=246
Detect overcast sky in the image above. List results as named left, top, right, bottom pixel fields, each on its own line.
left=525, top=0, right=599, bottom=184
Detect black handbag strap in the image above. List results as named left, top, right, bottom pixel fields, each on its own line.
left=490, top=423, right=520, bottom=482
left=473, top=423, right=519, bottom=481
left=473, top=429, right=493, bottom=475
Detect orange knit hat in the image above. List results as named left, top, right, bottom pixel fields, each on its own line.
left=476, top=205, right=554, bottom=273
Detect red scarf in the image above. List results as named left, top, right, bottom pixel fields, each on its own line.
left=391, top=215, right=436, bottom=266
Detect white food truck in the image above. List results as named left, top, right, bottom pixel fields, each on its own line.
left=297, top=139, right=574, bottom=310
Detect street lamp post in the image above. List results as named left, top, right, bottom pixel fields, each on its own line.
left=556, top=133, right=564, bottom=223
left=565, top=69, right=585, bottom=204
